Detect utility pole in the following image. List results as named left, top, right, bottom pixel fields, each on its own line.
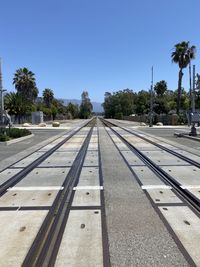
left=0, top=58, right=7, bottom=125
left=149, top=66, right=154, bottom=127
left=189, top=62, right=192, bottom=110
left=192, top=65, right=196, bottom=113
left=190, top=65, right=197, bottom=136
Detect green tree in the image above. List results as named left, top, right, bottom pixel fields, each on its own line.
left=103, top=89, right=137, bottom=118
left=103, top=92, right=113, bottom=118
left=43, top=88, right=54, bottom=107
left=154, top=80, right=167, bottom=97
left=171, top=41, right=196, bottom=113
left=67, top=102, right=79, bottom=119
left=79, top=91, right=93, bottom=119
left=52, top=99, right=67, bottom=115
left=153, top=80, right=168, bottom=114
left=13, top=67, right=38, bottom=102
left=51, top=105, right=58, bottom=120
left=135, top=90, right=150, bottom=114
left=4, top=92, right=32, bottom=123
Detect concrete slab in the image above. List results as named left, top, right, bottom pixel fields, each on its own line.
left=0, top=210, right=48, bottom=267
left=110, top=135, right=123, bottom=143
left=55, top=210, right=103, bottom=267
left=161, top=166, right=200, bottom=186
left=145, top=188, right=182, bottom=204
left=83, top=151, right=99, bottom=166
left=0, top=168, right=23, bottom=186
left=108, top=130, right=130, bottom=147
left=89, top=140, right=98, bottom=145
left=16, top=167, right=69, bottom=186
left=39, top=151, right=78, bottom=167
left=156, top=142, right=181, bottom=150
left=175, top=150, right=200, bottom=163
left=68, top=137, right=86, bottom=143
left=159, top=206, right=200, bottom=266
left=121, top=151, right=145, bottom=165
left=38, top=137, right=68, bottom=152
left=132, top=166, right=166, bottom=185
left=87, top=142, right=98, bottom=150
left=78, top=167, right=99, bottom=186
left=114, top=142, right=129, bottom=150
left=0, top=188, right=59, bottom=207
left=141, top=150, right=190, bottom=166
left=57, top=142, right=83, bottom=151
left=132, top=144, right=161, bottom=151
left=123, top=136, right=146, bottom=144
left=12, top=152, right=46, bottom=168
left=72, top=189, right=101, bottom=206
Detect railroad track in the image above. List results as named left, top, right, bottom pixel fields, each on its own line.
left=22, top=120, right=95, bottom=266
left=100, top=117, right=200, bottom=266
left=100, top=118, right=200, bottom=213
left=0, top=117, right=110, bottom=266
left=0, top=118, right=95, bottom=197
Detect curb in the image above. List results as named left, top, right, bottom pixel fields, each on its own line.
left=174, top=132, right=200, bottom=142
left=0, top=134, right=34, bottom=146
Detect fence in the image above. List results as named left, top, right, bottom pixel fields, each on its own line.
left=10, top=114, right=70, bottom=124
left=123, top=114, right=179, bottom=125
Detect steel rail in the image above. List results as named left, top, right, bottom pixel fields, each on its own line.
left=0, top=118, right=95, bottom=197
left=101, top=118, right=200, bottom=214
left=22, top=119, right=96, bottom=267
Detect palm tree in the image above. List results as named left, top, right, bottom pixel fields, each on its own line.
left=13, top=68, right=38, bottom=102
left=171, top=41, right=196, bottom=114
left=4, top=92, right=32, bottom=123
left=43, top=88, right=54, bottom=107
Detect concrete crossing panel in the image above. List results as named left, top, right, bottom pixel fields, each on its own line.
left=0, top=210, right=48, bottom=267
left=55, top=210, right=103, bottom=267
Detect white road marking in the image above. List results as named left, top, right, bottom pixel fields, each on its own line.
left=7, top=186, right=64, bottom=191
left=181, top=185, right=200, bottom=189
left=73, top=186, right=103, bottom=190
left=141, top=185, right=172, bottom=190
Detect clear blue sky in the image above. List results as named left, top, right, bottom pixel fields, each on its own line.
left=1, top=0, right=200, bottom=103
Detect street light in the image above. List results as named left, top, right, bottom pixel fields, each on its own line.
left=149, top=66, right=154, bottom=127
left=189, top=65, right=200, bottom=136
left=0, top=58, right=7, bottom=125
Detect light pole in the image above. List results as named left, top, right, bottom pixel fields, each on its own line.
left=189, top=65, right=197, bottom=136
left=149, top=66, right=154, bottom=127
left=0, top=58, right=7, bottom=125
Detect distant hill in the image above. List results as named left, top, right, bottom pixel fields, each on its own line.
left=59, top=99, right=104, bottom=113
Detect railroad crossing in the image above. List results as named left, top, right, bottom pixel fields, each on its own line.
left=0, top=118, right=200, bottom=267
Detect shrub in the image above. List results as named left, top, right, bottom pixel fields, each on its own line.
left=0, top=134, right=9, bottom=142
left=6, top=128, right=31, bottom=138
left=114, top=112, right=123, bottom=120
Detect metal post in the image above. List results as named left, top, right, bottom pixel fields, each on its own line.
left=0, top=58, right=7, bottom=126
left=0, top=58, right=3, bottom=124
left=192, top=65, right=196, bottom=113
left=149, top=66, right=153, bottom=127
left=190, top=65, right=197, bottom=136
left=189, top=62, right=192, bottom=111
